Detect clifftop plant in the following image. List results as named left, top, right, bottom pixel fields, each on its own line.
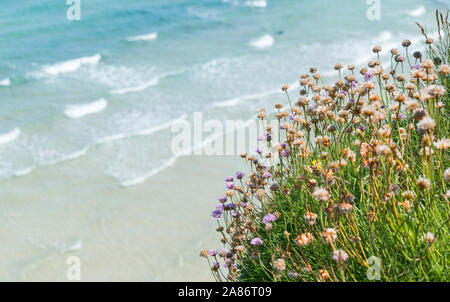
left=201, top=10, right=449, bottom=282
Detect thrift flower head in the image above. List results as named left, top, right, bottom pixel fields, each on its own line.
left=294, top=232, right=314, bottom=246
left=211, top=210, right=222, bottom=219
left=262, top=171, right=272, bottom=178
left=444, top=168, right=450, bottom=183
left=322, top=228, right=337, bottom=244
left=250, top=237, right=263, bottom=246
left=313, top=187, right=331, bottom=202
left=416, top=176, right=431, bottom=190
left=273, top=258, right=286, bottom=272
left=421, top=232, right=435, bottom=244
left=304, top=212, right=318, bottom=226
left=417, top=117, right=436, bottom=134
left=263, top=213, right=277, bottom=224
left=236, top=172, right=244, bottom=180
left=332, top=249, right=349, bottom=263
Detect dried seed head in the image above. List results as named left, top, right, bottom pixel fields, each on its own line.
left=273, top=258, right=286, bottom=272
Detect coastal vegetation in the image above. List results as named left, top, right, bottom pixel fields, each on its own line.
left=202, top=10, right=449, bottom=282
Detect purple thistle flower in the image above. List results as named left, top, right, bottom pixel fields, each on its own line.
left=398, top=113, right=406, bottom=120
left=281, top=142, right=288, bottom=148
left=226, top=182, right=235, bottom=189
left=263, top=213, right=277, bottom=224
left=412, top=64, right=420, bottom=70
left=225, top=176, right=233, bottom=182
left=256, top=147, right=263, bottom=154
left=250, top=237, right=263, bottom=246
left=209, top=249, right=218, bottom=256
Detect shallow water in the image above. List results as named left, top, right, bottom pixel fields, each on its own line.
left=0, top=0, right=447, bottom=280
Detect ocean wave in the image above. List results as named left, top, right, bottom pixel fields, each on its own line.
left=64, top=98, right=108, bottom=119
left=42, top=147, right=89, bottom=165
left=110, top=77, right=159, bottom=95
left=13, top=166, right=35, bottom=177
left=212, top=88, right=279, bottom=108
left=0, top=128, right=20, bottom=145
left=0, top=78, right=10, bottom=86
left=408, top=5, right=426, bottom=17
left=127, top=32, right=158, bottom=42
left=244, top=0, right=267, bottom=8
left=249, top=34, right=274, bottom=48
left=42, top=54, right=101, bottom=75
left=118, top=116, right=258, bottom=187
left=119, top=156, right=178, bottom=187
left=97, top=114, right=188, bottom=144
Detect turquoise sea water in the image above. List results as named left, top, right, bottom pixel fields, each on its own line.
left=0, top=0, right=448, bottom=282
left=0, top=0, right=447, bottom=186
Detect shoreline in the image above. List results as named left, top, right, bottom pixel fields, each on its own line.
left=0, top=144, right=246, bottom=281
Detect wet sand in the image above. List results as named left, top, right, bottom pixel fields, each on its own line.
left=0, top=151, right=246, bottom=281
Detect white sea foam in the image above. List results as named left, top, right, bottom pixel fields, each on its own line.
left=0, top=128, right=20, bottom=145
left=249, top=34, right=274, bottom=48
left=98, top=114, right=188, bottom=144
left=60, top=239, right=83, bottom=253
left=212, top=88, right=279, bottom=108
left=13, top=166, right=35, bottom=177
left=244, top=0, right=267, bottom=8
left=408, top=5, right=426, bottom=17
left=43, top=54, right=101, bottom=75
left=0, top=78, right=10, bottom=86
left=110, top=77, right=159, bottom=95
left=43, top=147, right=89, bottom=165
left=64, top=98, right=108, bottom=119
left=118, top=117, right=257, bottom=187
left=119, top=157, right=178, bottom=187
left=127, top=32, right=158, bottom=42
